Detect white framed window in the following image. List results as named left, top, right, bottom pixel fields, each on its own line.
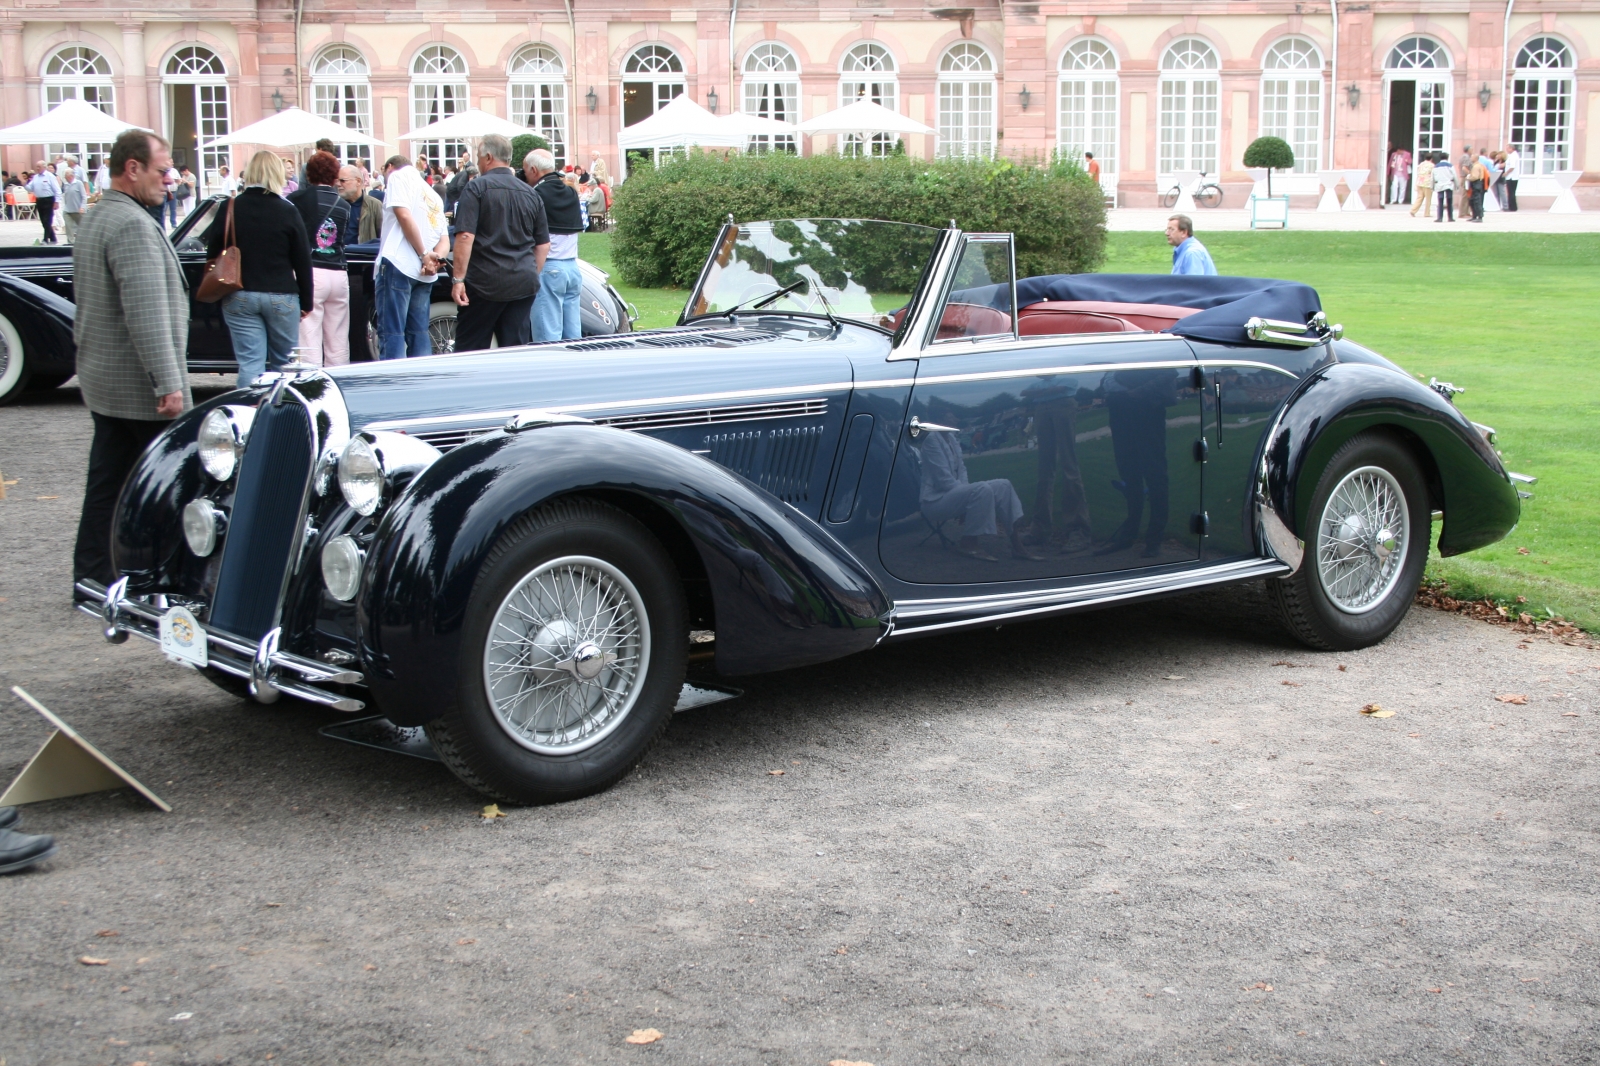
left=163, top=46, right=230, bottom=189
left=1260, top=37, right=1322, bottom=174
left=839, top=42, right=899, bottom=157
left=622, top=43, right=685, bottom=124
left=509, top=44, right=567, bottom=167
left=1383, top=36, right=1451, bottom=161
left=1159, top=39, right=1220, bottom=176
left=411, top=44, right=469, bottom=169
left=937, top=43, right=995, bottom=160
left=742, top=43, right=799, bottom=154
left=1386, top=36, right=1448, bottom=71
left=42, top=45, right=116, bottom=169
left=311, top=45, right=372, bottom=168
left=1057, top=38, right=1117, bottom=174
left=1511, top=36, right=1574, bottom=176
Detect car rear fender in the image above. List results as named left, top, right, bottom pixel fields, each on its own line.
left=359, top=424, right=891, bottom=726
left=1260, top=362, right=1520, bottom=561
left=0, top=271, right=77, bottom=379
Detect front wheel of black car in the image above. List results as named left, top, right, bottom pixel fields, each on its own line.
left=426, top=498, right=687, bottom=804
left=1270, top=432, right=1430, bottom=651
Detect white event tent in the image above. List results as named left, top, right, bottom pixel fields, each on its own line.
left=205, top=107, right=389, bottom=153
left=0, top=98, right=147, bottom=147
left=795, top=99, right=933, bottom=149
left=714, top=110, right=800, bottom=141
left=399, top=108, right=532, bottom=145
left=618, top=95, right=745, bottom=153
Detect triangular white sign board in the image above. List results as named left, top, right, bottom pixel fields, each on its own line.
left=1, top=687, right=171, bottom=812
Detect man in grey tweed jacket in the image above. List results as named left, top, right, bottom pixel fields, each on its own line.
left=71, top=129, right=193, bottom=588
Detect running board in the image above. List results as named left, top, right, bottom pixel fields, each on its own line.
left=885, top=558, right=1293, bottom=639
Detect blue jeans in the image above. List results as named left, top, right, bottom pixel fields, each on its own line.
left=223, top=290, right=301, bottom=387
left=531, top=258, right=582, bottom=342
left=375, top=261, right=433, bottom=360
left=164, top=195, right=178, bottom=228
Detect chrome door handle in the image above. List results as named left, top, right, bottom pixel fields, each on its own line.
left=908, top=416, right=960, bottom=439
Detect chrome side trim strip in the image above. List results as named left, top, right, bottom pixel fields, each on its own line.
left=887, top=558, right=1292, bottom=637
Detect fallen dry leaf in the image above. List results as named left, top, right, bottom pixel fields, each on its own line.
left=1496, top=694, right=1529, bottom=705
left=79, top=956, right=110, bottom=966
left=36, top=495, right=59, bottom=500
left=1162, top=675, right=1186, bottom=680
left=1338, top=664, right=1348, bottom=671
left=1242, top=982, right=1274, bottom=992
left=1517, top=547, right=1531, bottom=555
left=625, top=1028, right=664, bottom=1045
left=1281, top=680, right=1303, bottom=687
left=1361, top=704, right=1395, bottom=718
left=1407, top=732, right=1422, bottom=738
left=106, top=1039, right=128, bottom=1046
left=364, top=964, right=377, bottom=971
left=1428, top=988, right=1443, bottom=993
left=456, top=938, right=476, bottom=946
left=96, top=929, right=119, bottom=937
left=835, top=945, right=849, bottom=955
left=480, top=804, right=505, bottom=819
left=1562, top=712, right=1580, bottom=717
left=767, top=769, right=785, bottom=776
left=829, top=1061, right=875, bottom=1066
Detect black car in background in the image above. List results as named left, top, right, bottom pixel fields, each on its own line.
left=0, top=194, right=635, bottom=404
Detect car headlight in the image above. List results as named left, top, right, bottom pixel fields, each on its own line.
left=321, top=535, right=364, bottom=601
left=182, top=498, right=225, bottom=557
left=197, top=405, right=256, bottom=481
left=337, top=431, right=442, bottom=517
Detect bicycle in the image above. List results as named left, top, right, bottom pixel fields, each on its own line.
left=1160, top=173, right=1224, bottom=209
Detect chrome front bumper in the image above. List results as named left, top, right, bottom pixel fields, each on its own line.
left=74, top=578, right=367, bottom=713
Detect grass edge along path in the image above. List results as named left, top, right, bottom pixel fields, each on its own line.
left=581, top=229, right=1598, bottom=633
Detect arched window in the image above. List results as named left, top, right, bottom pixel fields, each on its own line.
left=1058, top=38, right=1118, bottom=174
left=1159, top=39, right=1220, bottom=176
left=411, top=44, right=469, bottom=168
left=839, top=42, right=899, bottom=157
left=163, top=46, right=230, bottom=189
left=1260, top=38, right=1322, bottom=173
left=311, top=46, right=372, bottom=167
left=937, top=43, right=996, bottom=160
left=742, top=43, right=799, bottom=154
left=509, top=44, right=567, bottom=167
left=1385, top=36, right=1449, bottom=70
left=42, top=46, right=116, bottom=169
left=622, top=44, right=685, bottom=130
left=1512, top=37, right=1575, bottom=175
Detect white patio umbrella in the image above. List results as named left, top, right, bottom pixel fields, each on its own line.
left=204, top=107, right=389, bottom=150
left=795, top=99, right=933, bottom=138
left=617, top=95, right=744, bottom=151
left=715, top=110, right=800, bottom=140
left=0, top=98, right=147, bottom=146
left=399, top=108, right=531, bottom=143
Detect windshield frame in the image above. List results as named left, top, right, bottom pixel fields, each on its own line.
left=680, top=218, right=944, bottom=335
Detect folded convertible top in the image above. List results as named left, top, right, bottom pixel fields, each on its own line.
left=1014, top=274, right=1324, bottom=347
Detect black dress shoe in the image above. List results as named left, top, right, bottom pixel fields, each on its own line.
left=0, top=827, right=57, bottom=874
left=0, top=806, right=18, bottom=830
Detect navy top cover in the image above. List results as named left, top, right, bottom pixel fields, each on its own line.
left=1012, top=273, right=1324, bottom=347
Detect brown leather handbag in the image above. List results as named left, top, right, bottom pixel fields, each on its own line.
left=195, top=195, right=242, bottom=303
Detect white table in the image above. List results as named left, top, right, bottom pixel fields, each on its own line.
left=1549, top=170, right=1583, bottom=214
left=1341, top=169, right=1370, bottom=211
left=1167, top=170, right=1202, bottom=213
left=1315, top=170, right=1344, bottom=212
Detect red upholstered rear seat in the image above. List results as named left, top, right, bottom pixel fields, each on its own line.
left=1017, top=300, right=1201, bottom=336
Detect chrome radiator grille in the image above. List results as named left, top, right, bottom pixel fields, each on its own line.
left=208, top=398, right=314, bottom=640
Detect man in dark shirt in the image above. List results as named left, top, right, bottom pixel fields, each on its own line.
left=449, top=133, right=550, bottom=351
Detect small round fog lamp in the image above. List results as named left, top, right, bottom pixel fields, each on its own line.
left=183, top=498, right=222, bottom=557
left=321, top=535, right=364, bottom=602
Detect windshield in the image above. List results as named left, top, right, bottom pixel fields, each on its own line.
left=686, top=219, right=941, bottom=330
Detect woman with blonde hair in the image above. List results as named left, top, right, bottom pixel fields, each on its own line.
left=203, top=150, right=314, bottom=385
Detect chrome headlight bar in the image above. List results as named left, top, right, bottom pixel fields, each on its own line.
left=1244, top=311, right=1344, bottom=348
left=337, top=431, right=443, bottom=517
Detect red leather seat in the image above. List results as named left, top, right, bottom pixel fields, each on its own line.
left=936, top=302, right=1014, bottom=340
left=1017, top=300, right=1202, bottom=336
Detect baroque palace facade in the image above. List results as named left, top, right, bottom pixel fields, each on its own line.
left=2, top=0, right=1596, bottom=206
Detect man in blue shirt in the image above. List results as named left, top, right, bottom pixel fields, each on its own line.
left=1167, top=214, right=1216, bottom=275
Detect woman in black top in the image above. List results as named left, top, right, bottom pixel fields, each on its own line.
left=204, top=150, right=313, bottom=386
left=285, top=150, right=352, bottom=366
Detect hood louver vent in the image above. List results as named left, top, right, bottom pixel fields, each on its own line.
left=564, top=328, right=774, bottom=353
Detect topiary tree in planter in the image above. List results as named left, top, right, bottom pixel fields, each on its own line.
left=1242, top=136, right=1295, bottom=198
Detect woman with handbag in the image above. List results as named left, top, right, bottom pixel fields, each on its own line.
left=286, top=151, right=353, bottom=366
left=202, top=151, right=313, bottom=386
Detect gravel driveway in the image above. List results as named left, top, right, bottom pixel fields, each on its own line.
left=3, top=382, right=1597, bottom=1066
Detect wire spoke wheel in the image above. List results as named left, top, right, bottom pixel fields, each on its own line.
left=482, top=555, right=650, bottom=755
left=1314, top=465, right=1410, bottom=614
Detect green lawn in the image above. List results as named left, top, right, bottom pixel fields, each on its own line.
left=584, top=228, right=1600, bottom=630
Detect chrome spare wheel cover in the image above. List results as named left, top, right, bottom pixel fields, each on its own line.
left=1315, top=465, right=1410, bottom=615
left=483, top=555, right=649, bottom=755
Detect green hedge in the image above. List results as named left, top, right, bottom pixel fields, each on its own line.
left=611, top=152, right=1107, bottom=289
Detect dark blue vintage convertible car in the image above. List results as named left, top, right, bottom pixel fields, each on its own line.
left=74, top=218, right=1527, bottom=803
left=0, top=194, right=633, bottom=402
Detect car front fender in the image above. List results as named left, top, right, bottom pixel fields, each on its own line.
left=358, top=424, right=891, bottom=726
left=1260, top=361, right=1520, bottom=560
left=0, top=271, right=76, bottom=379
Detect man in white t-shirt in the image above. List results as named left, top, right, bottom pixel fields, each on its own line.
left=1502, top=146, right=1521, bottom=212
left=375, top=155, right=449, bottom=359
left=217, top=165, right=238, bottom=196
